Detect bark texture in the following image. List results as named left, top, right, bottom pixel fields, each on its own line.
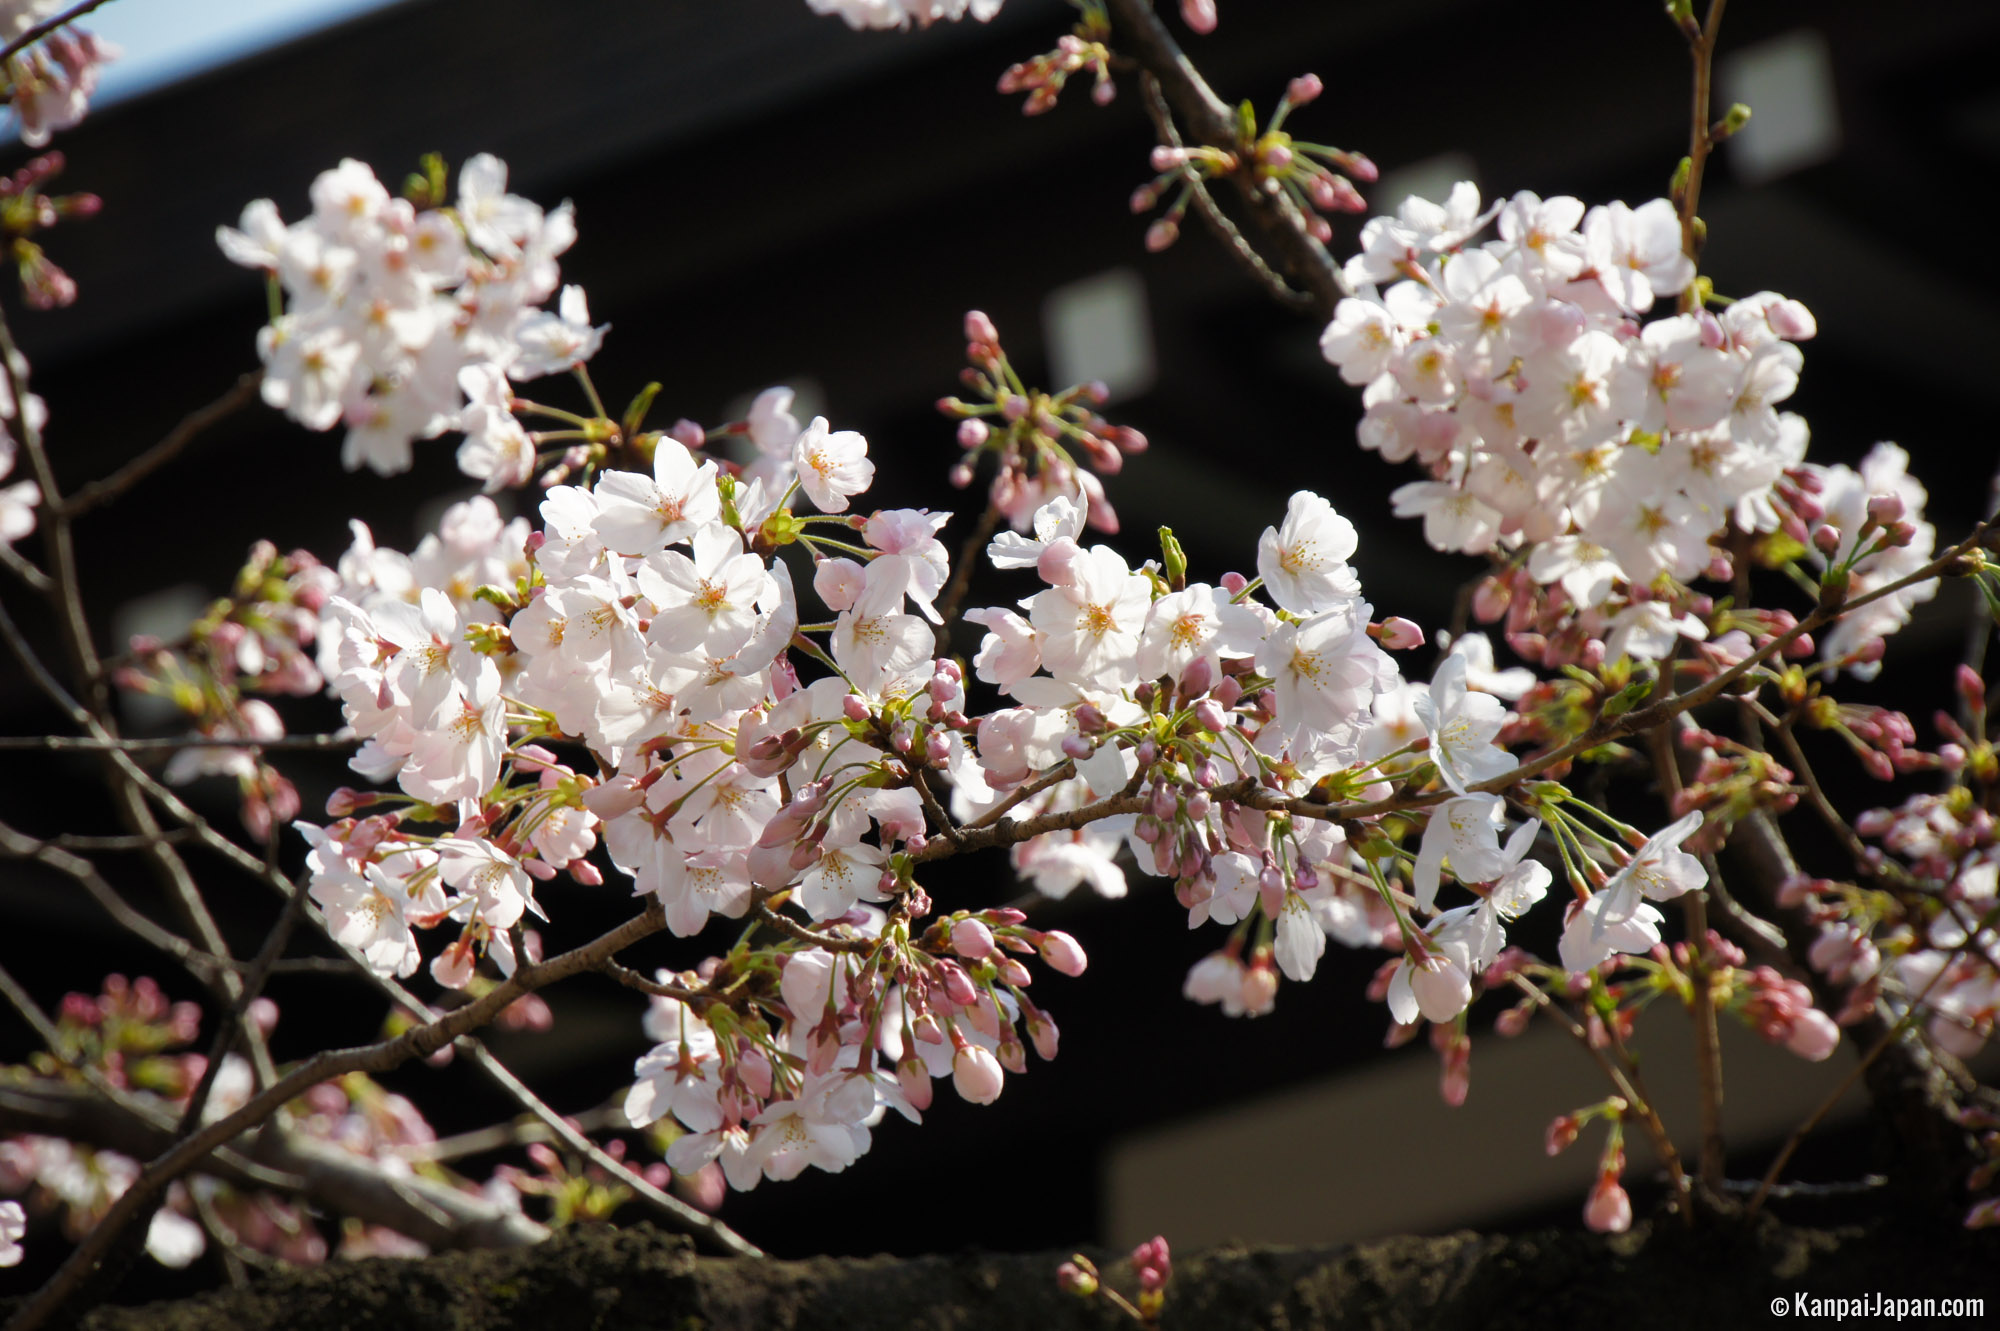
left=39, top=1213, right=1998, bottom=1331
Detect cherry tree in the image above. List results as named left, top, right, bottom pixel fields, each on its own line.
left=1, top=0, right=1996, bottom=1325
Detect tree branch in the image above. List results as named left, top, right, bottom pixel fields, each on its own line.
left=60, top=372, right=263, bottom=518
left=1102, top=0, right=1349, bottom=319
left=4, top=899, right=672, bottom=1331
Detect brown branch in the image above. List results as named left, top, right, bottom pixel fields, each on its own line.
left=0, top=1080, right=548, bottom=1252
left=0, top=312, right=279, bottom=1092
left=1647, top=724, right=1725, bottom=1199
left=0, top=816, right=234, bottom=982
left=1138, top=72, right=1313, bottom=314
left=1101, top=0, right=1349, bottom=320
left=1744, top=922, right=1980, bottom=1219
left=0, top=540, right=50, bottom=592
left=4, top=899, right=672, bottom=1331
left=1675, top=0, right=1729, bottom=312
left=753, top=903, right=876, bottom=955
left=0, top=963, right=298, bottom=1195
left=457, top=1041, right=764, bottom=1259
left=0, top=0, right=117, bottom=66
left=1508, top=974, right=1691, bottom=1215
left=61, top=372, right=263, bottom=518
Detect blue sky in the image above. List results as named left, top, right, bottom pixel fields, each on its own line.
left=82, top=0, right=408, bottom=106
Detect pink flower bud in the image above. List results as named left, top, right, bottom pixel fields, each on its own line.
left=842, top=693, right=872, bottom=723
left=1375, top=616, right=1424, bottom=650
left=1583, top=1175, right=1632, bottom=1233
left=1285, top=73, right=1323, bottom=106
left=1812, top=524, right=1842, bottom=556
left=951, top=1043, right=1004, bottom=1104
left=897, top=1057, right=934, bottom=1112
left=1179, top=0, right=1217, bottom=32
left=1038, top=930, right=1088, bottom=976
left=1785, top=1008, right=1839, bottom=1061
left=1544, top=1114, right=1580, bottom=1156
left=964, top=310, right=999, bottom=346
left=951, top=918, right=996, bottom=960
left=1865, top=493, right=1905, bottom=526
left=1145, top=218, right=1180, bottom=252
left=957, top=418, right=989, bottom=449
left=937, top=960, right=979, bottom=1007
left=1766, top=297, right=1817, bottom=340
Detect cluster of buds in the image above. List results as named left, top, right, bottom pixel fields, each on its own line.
left=494, top=1140, right=657, bottom=1227
left=113, top=541, right=337, bottom=840
left=997, top=4, right=1114, bottom=115
left=1, top=16, right=116, bottom=150
left=1797, top=697, right=1925, bottom=783
left=938, top=310, right=1145, bottom=533
left=1543, top=1098, right=1632, bottom=1233
left=0, top=151, right=99, bottom=309
left=1728, top=964, right=1841, bottom=1061
left=1056, top=1234, right=1172, bottom=1325
left=42, top=974, right=204, bottom=1082
left=1132, top=74, right=1373, bottom=251
left=1670, top=725, right=1799, bottom=843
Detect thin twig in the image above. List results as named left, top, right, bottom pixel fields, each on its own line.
left=1675, top=0, right=1729, bottom=312
left=0, top=730, right=357, bottom=752
left=4, top=899, right=674, bottom=1331
left=0, top=816, right=229, bottom=982
left=0, top=0, right=118, bottom=65
left=1508, top=974, right=1692, bottom=1216
left=0, top=541, right=51, bottom=592
left=61, top=372, right=263, bottom=518
left=1744, top=934, right=1969, bottom=1218
left=753, top=903, right=875, bottom=955
left=1138, top=72, right=1313, bottom=314
left=1647, top=725, right=1726, bottom=1197
left=1101, top=0, right=1350, bottom=318
left=0, top=310, right=278, bottom=1093
left=459, top=1041, right=764, bottom=1258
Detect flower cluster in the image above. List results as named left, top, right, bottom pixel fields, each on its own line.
left=938, top=311, right=1145, bottom=534
left=218, top=155, right=595, bottom=478
left=806, top=0, right=1002, bottom=30
left=115, top=541, right=335, bottom=839
left=1, top=2, right=116, bottom=148
left=1320, top=183, right=1834, bottom=667
left=1, top=151, right=100, bottom=309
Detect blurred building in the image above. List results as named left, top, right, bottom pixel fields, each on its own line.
left=3, top=0, right=1999, bottom=1283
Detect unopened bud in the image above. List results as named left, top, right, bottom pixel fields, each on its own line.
left=1038, top=930, right=1088, bottom=976
left=951, top=917, right=996, bottom=960
left=1375, top=616, right=1424, bottom=650
left=1179, top=0, right=1217, bottom=33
